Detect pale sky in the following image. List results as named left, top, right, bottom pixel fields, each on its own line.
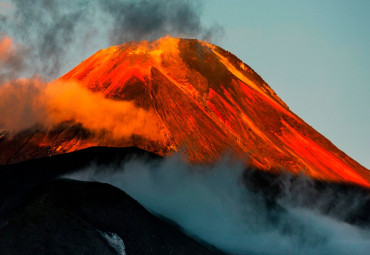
left=203, top=0, right=370, bottom=168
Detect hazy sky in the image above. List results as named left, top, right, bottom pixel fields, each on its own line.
left=203, top=0, right=369, bottom=168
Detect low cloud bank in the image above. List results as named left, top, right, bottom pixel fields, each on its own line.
left=66, top=154, right=370, bottom=255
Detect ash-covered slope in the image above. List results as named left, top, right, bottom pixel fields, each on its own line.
left=0, top=37, right=369, bottom=187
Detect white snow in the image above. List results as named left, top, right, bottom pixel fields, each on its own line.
left=98, top=231, right=127, bottom=255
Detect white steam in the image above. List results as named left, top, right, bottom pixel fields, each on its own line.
left=0, top=78, right=157, bottom=138
left=66, top=155, right=370, bottom=255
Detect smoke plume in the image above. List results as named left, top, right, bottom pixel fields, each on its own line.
left=0, top=78, right=156, bottom=138
left=0, top=0, right=223, bottom=79
left=0, top=1, right=223, bottom=136
left=100, top=0, right=224, bottom=45
left=66, top=155, right=370, bottom=255
left=0, top=35, right=28, bottom=83
left=0, top=0, right=92, bottom=78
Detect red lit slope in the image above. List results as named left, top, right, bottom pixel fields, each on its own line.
left=1, top=37, right=369, bottom=187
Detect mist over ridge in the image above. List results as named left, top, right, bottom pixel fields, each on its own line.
left=66, top=153, right=370, bottom=255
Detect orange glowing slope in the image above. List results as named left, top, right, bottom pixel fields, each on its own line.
left=1, top=37, right=369, bottom=187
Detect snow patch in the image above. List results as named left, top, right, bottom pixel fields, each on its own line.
left=98, top=231, right=127, bottom=255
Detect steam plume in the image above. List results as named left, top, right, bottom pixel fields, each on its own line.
left=66, top=155, right=370, bottom=255
left=0, top=78, right=156, bottom=138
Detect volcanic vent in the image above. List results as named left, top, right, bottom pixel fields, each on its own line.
left=0, top=37, right=369, bottom=187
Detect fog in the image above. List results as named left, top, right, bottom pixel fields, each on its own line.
left=66, top=154, right=370, bottom=255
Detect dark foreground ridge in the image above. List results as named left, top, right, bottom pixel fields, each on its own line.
left=0, top=146, right=160, bottom=219
left=0, top=147, right=221, bottom=255
left=0, top=146, right=369, bottom=255
left=0, top=179, right=221, bottom=255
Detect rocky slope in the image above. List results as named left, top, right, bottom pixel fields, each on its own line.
left=0, top=37, right=369, bottom=187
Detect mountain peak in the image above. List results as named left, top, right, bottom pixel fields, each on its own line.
left=63, top=37, right=287, bottom=111
left=1, top=37, right=369, bottom=187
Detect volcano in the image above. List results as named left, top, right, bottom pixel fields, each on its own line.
left=0, top=37, right=369, bottom=187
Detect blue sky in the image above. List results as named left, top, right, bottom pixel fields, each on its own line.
left=203, top=0, right=370, bottom=168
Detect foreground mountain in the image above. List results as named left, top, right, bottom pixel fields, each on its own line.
left=0, top=147, right=221, bottom=255
left=0, top=147, right=369, bottom=254
left=0, top=37, right=368, bottom=187
left=0, top=179, right=223, bottom=255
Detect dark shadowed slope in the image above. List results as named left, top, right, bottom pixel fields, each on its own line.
left=0, top=147, right=159, bottom=219
left=0, top=179, right=221, bottom=255
left=0, top=147, right=368, bottom=232
left=0, top=147, right=369, bottom=255
left=0, top=147, right=222, bottom=254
